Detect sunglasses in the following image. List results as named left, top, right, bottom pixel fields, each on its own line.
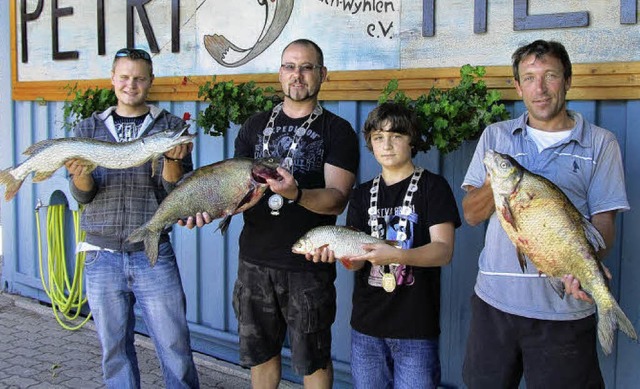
left=114, top=48, right=152, bottom=61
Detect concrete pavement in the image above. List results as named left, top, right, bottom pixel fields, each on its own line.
left=0, top=290, right=302, bottom=388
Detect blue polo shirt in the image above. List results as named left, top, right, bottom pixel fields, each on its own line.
left=462, top=111, right=629, bottom=320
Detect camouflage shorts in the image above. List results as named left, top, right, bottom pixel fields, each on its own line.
left=232, top=259, right=337, bottom=376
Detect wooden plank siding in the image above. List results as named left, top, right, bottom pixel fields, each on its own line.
left=2, top=98, right=639, bottom=388
left=11, top=62, right=640, bottom=103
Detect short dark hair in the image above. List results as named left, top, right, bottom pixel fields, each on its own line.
left=112, top=48, right=154, bottom=76
left=512, top=40, right=571, bottom=82
left=282, top=39, right=324, bottom=66
left=364, top=102, right=422, bottom=158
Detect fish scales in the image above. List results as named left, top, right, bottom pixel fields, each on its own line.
left=127, top=157, right=281, bottom=265
left=483, top=149, right=637, bottom=355
left=292, top=225, right=401, bottom=260
left=0, top=125, right=195, bottom=201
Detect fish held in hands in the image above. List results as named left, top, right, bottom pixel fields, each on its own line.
left=483, top=149, right=637, bottom=354
left=292, top=225, right=402, bottom=269
left=127, top=157, right=281, bottom=265
left=0, top=125, right=195, bottom=201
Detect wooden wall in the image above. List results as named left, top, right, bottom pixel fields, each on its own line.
left=1, top=98, right=638, bottom=388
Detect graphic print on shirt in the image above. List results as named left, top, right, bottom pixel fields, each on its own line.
left=114, top=118, right=145, bottom=143
left=368, top=209, right=417, bottom=288
left=253, top=124, right=324, bottom=174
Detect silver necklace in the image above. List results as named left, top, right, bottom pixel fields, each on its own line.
left=368, top=167, right=423, bottom=292
left=262, top=102, right=323, bottom=215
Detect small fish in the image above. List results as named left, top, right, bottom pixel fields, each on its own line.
left=0, top=125, right=195, bottom=201
left=127, top=157, right=281, bottom=265
left=292, top=225, right=402, bottom=269
left=483, top=149, right=637, bottom=354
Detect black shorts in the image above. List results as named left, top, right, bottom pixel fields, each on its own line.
left=232, top=259, right=337, bottom=376
left=463, top=294, right=604, bottom=389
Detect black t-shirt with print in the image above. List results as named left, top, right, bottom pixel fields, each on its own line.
left=347, top=170, right=461, bottom=339
left=112, top=112, right=147, bottom=142
left=234, top=107, right=359, bottom=272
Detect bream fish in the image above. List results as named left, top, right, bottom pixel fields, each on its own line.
left=127, top=157, right=281, bottom=265
left=0, top=125, right=195, bottom=201
left=483, top=149, right=637, bottom=354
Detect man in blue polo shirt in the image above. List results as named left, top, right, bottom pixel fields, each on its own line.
left=461, top=40, right=629, bottom=388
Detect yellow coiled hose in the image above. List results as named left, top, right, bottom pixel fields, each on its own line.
left=36, top=204, right=92, bottom=330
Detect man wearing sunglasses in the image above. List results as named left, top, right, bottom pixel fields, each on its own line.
left=64, top=48, right=199, bottom=388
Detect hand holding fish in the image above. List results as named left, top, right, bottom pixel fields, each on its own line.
left=349, top=243, right=401, bottom=267
left=64, top=159, right=96, bottom=192
left=64, top=158, right=96, bottom=176
left=163, top=142, right=193, bottom=162
left=177, top=212, right=213, bottom=229
left=266, top=166, right=298, bottom=201
left=305, top=245, right=337, bottom=264
left=563, top=263, right=612, bottom=304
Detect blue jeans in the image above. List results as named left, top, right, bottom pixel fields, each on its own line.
left=350, top=329, right=441, bottom=389
left=84, top=242, right=199, bottom=389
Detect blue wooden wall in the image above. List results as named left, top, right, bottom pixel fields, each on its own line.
left=1, top=96, right=639, bottom=388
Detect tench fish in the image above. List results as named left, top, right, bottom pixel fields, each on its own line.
left=292, top=225, right=402, bottom=269
left=483, top=149, right=637, bottom=354
left=127, top=157, right=281, bottom=265
left=0, top=125, right=195, bottom=201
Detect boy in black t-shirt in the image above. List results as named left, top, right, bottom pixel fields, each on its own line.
left=312, top=102, right=460, bottom=388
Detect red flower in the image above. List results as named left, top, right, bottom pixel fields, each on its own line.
left=181, top=76, right=188, bottom=86
left=183, top=112, right=191, bottom=121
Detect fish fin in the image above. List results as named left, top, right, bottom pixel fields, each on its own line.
left=126, top=225, right=160, bottom=266
left=500, top=198, right=518, bottom=231
left=597, top=300, right=638, bottom=355
left=516, top=250, right=528, bottom=272
left=0, top=168, right=24, bottom=201
left=547, top=277, right=566, bottom=299
left=32, top=170, right=56, bottom=183
left=144, top=234, right=161, bottom=267
left=126, top=225, right=147, bottom=244
left=23, top=139, right=57, bottom=156
left=581, top=216, right=606, bottom=252
left=217, top=215, right=233, bottom=234
left=151, top=157, right=159, bottom=177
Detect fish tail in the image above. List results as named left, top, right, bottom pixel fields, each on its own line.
left=597, top=299, right=638, bottom=355
left=144, top=234, right=161, bottom=267
left=127, top=225, right=160, bottom=267
left=0, top=168, right=24, bottom=201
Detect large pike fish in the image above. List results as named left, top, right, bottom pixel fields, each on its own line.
left=292, top=225, right=401, bottom=269
left=483, top=149, right=637, bottom=354
left=0, top=125, right=195, bottom=201
left=127, top=157, right=281, bottom=265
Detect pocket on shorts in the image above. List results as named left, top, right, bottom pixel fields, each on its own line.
left=299, top=283, right=336, bottom=334
left=232, top=279, right=244, bottom=321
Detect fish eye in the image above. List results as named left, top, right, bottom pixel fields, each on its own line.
left=499, top=161, right=509, bottom=169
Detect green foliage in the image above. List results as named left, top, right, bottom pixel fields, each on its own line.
left=62, top=84, right=117, bottom=131
left=196, top=77, right=281, bottom=136
left=379, top=64, right=510, bottom=154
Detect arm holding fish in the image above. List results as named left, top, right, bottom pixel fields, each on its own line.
left=65, top=159, right=98, bottom=201
left=350, top=222, right=455, bottom=267
left=462, top=175, right=495, bottom=226
left=562, top=211, right=616, bottom=303
left=267, top=163, right=356, bottom=216
left=162, top=142, right=193, bottom=183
